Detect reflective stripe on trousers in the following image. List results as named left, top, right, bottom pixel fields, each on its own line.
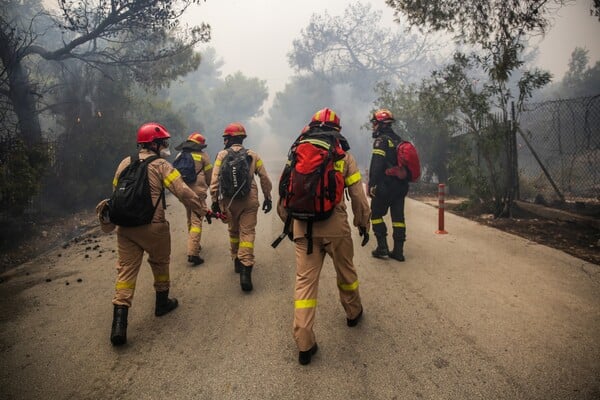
left=186, top=206, right=204, bottom=256
left=113, top=222, right=171, bottom=307
left=293, top=235, right=362, bottom=351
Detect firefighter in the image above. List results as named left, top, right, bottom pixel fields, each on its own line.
left=174, top=132, right=213, bottom=266
left=368, top=108, right=409, bottom=261
left=209, top=122, right=273, bottom=292
left=109, top=122, right=205, bottom=346
left=277, top=108, right=371, bottom=365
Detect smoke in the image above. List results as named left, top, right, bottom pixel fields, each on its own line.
left=330, top=83, right=374, bottom=171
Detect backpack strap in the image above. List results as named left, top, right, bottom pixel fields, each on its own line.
left=305, top=220, right=314, bottom=255
left=271, top=213, right=293, bottom=248
left=142, top=154, right=166, bottom=211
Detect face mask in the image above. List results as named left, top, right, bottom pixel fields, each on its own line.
left=160, top=148, right=171, bottom=158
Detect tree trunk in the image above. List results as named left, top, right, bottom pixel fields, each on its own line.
left=8, top=60, right=42, bottom=145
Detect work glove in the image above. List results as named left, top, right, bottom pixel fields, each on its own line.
left=358, top=226, right=370, bottom=247
left=368, top=186, right=376, bottom=198
left=211, top=201, right=221, bottom=214
left=262, top=198, right=272, bottom=214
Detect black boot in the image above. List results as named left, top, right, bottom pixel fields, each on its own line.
left=110, top=305, right=128, bottom=346
left=240, top=265, right=253, bottom=292
left=298, top=343, right=318, bottom=365
left=188, top=255, right=204, bottom=266
left=371, top=235, right=389, bottom=259
left=234, top=257, right=242, bottom=273
left=390, top=241, right=405, bottom=262
left=155, top=290, right=179, bottom=316
left=347, top=307, right=364, bottom=327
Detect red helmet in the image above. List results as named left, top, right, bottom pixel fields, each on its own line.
left=223, top=122, right=247, bottom=137
left=371, top=108, right=395, bottom=124
left=309, top=108, right=341, bottom=131
left=137, top=122, right=171, bottom=143
left=187, top=132, right=206, bottom=145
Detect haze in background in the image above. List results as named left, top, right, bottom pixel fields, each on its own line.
left=182, top=1, right=600, bottom=170
left=187, top=0, right=600, bottom=105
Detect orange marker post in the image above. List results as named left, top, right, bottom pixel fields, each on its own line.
left=435, top=183, right=448, bottom=234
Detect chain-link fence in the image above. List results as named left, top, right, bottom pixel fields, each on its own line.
left=517, top=95, right=600, bottom=203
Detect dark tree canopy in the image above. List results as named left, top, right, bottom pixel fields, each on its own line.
left=384, top=0, right=569, bottom=46
left=1, top=0, right=211, bottom=145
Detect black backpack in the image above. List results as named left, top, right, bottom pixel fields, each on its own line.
left=173, top=151, right=198, bottom=184
left=108, top=154, right=165, bottom=227
left=219, top=147, right=251, bottom=199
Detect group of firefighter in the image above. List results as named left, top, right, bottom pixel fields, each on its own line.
left=98, top=107, right=411, bottom=365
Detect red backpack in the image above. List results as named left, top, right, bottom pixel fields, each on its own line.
left=272, top=134, right=345, bottom=253
left=385, top=140, right=421, bottom=182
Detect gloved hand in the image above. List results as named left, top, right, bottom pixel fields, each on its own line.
left=368, top=186, right=376, bottom=198
left=262, top=198, right=272, bottom=214
left=358, top=226, right=369, bottom=246
left=211, top=201, right=221, bottom=214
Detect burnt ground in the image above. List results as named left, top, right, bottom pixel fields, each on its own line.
left=0, top=197, right=598, bottom=274
left=412, top=195, right=600, bottom=266
left=470, top=209, right=599, bottom=266
left=0, top=210, right=99, bottom=275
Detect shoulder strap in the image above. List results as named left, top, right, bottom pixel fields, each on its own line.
left=271, top=214, right=293, bottom=249
left=305, top=220, right=314, bottom=255
left=143, top=154, right=165, bottom=210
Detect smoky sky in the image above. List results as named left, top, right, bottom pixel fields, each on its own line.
left=186, top=0, right=600, bottom=108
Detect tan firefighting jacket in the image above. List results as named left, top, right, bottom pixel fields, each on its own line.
left=113, top=148, right=204, bottom=223
left=209, top=144, right=272, bottom=205
left=277, top=151, right=371, bottom=238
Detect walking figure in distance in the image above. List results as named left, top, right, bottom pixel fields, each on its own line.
left=210, top=122, right=273, bottom=292
left=173, top=132, right=213, bottom=266
left=368, top=109, right=410, bottom=261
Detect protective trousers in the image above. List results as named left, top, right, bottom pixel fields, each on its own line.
left=186, top=206, right=203, bottom=257
left=113, top=222, right=172, bottom=307
left=227, top=201, right=258, bottom=267
left=370, top=185, right=408, bottom=244
left=293, top=236, right=362, bottom=352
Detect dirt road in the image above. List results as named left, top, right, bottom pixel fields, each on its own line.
left=1, top=196, right=598, bottom=399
